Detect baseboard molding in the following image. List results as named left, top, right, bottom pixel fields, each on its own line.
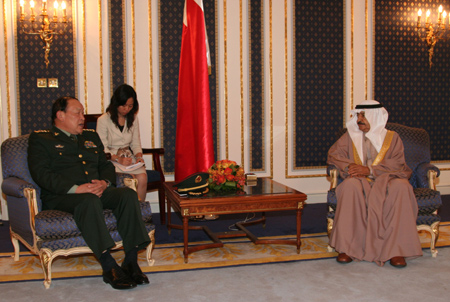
left=437, top=185, right=450, bottom=195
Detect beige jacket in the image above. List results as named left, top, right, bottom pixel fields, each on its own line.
left=96, top=112, right=143, bottom=156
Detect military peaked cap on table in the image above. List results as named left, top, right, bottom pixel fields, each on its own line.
left=176, top=172, right=210, bottom=196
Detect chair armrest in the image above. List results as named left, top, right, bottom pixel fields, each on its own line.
left=142, top=148, right=165, bottom=182
left=1, top=177, right=35, bottom=198
left=326, top=165, right=340, bottom=190
left=2, top=178, right=39, bottom=239
left=116, top=173, right=137, bottom=190
left=327, top=167, right=339, bottom=190
left=142, top=148, right=164, bottom=155
left=428, top=170, right=438, bottom=191
left=327, top=165, right=338, bottom=176
left=416, top=163, right=440, bottom=189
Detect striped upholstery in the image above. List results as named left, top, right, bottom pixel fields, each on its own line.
left=35, top=201, right=153, bottom=239
left=1, top=134, right=42, bottom=209
left=37, top=224, right=156, bottom=252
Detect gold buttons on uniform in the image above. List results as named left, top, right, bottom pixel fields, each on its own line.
left=79, top=154, right=83, bottom=158
left=82, top=161, right=86, bottom=165
left=85, top=171, right=89, bottom=175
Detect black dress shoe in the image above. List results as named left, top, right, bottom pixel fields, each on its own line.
left=122, top=262, right=150, bottom=285
left=390, top=256, right=407, bottom=268
left=103, top=267, right=137, bottom=290
left=336, top=253, right=353, bottom=264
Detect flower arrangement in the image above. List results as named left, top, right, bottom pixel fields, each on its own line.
left=208, top=159, right=246, bottom=192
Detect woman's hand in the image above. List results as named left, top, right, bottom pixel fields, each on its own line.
left=117, top=156, right=133, bottom=166
left=135, top=153, right=145, bottom=164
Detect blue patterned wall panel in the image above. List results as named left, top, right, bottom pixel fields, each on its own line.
left=294, top=0, right=344, bottom=168
left=374, top=0, right=450, bottom=161
left=16, top=0, right=76, bottom=134
left=109, top=0, right=126, bottom=94
left=159, top=0, right=218, bottom=173
left=249, top=0, right=265, bottom=172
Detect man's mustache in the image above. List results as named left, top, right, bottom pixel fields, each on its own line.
left=358, top=121, right=365, bottom=125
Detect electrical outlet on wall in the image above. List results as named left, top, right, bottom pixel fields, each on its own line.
left=48, top=78, right=58, bottom=88
left=37, top=78, right=47, bottom=88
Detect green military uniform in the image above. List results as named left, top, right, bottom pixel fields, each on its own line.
left=28, top=126, right=150, bottom=258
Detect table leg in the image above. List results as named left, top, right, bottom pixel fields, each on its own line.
left=262, top=212, right=266, bottom=228
left=183, top=216, right=189, bottom=263
left=296, top=207, right=302, bottom=254
left=167, top=198, right=172, bottom=235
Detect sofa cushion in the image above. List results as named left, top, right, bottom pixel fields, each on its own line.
left=414, top=188, right=442, bottom=214
left=35, top=201, right=153, bottom=239
left=38, top=224, right=156, bottom=252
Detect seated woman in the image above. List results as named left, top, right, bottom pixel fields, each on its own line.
left=97, top=84, right=147, bottom=201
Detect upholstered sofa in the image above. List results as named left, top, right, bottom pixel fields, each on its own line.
left=1, top=134, right=155, bottom=288
left=326, top=123, right=442, bottom=257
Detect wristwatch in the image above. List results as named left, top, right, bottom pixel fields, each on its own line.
left=104, top=179, right=111, bottom=187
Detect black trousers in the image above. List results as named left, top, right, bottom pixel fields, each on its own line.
left=45, top=187, right=150, bottom=259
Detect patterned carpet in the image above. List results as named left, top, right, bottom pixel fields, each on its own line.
left=1, top=222, right=449, bottom=284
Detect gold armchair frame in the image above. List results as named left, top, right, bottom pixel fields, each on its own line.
left=10, top=178, right=155, bottom=289
left=326, top=169, right=440, bottom=257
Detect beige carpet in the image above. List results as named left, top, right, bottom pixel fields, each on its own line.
left=1, top=222, right=449, bottom=283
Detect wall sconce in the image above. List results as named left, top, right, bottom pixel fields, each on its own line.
left=416, top=5, right=450, bottom=68
left=19, top=0, right=68, bottom=68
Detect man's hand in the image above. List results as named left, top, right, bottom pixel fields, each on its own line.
left=75, top=180, right=108, bottom=197
left=348, top=163, right=370, bottom=177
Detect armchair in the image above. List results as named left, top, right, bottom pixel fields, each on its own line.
left=1, top=134, right=155, bottom=288
left=84, top=114, right=167, bottom=224
left=327, top=123, right=442, bottom=257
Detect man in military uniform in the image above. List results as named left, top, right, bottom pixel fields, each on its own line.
left=28, top=96, right=150, bottom=290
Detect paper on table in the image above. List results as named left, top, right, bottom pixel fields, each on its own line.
left=112, top=161, right=144, bottom=171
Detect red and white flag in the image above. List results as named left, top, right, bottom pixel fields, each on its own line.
left=175, top=0, right=215, bottom=181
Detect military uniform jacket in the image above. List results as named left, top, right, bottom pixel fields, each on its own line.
left=28, top=126, right=116, bottom=206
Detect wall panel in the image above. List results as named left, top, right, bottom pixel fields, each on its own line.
left=108, top=0, right=126, bottom=94
left=248, top=0, right=265, bottom=172
left=293, top=0, right=345, bottom=168
left=374, top=0, right=450, bottom=161
left=16, top=0, right=77, bottom=134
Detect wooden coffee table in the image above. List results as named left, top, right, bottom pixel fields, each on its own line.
left=164, top=177, right=307, bottom=263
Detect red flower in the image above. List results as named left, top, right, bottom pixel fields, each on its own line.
left=217, top=174, right=226, bottom=185
left=225, top=174, right=234, bottom=181
left=208, top=159, right=246, bottom=192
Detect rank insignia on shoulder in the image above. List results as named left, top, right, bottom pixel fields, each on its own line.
left=34, top=130, right=50, bottom=133
left=84, top=141, right=97, bottom=148
left=55, top=144, right=64, bottom=149
left=83, top=129, right=95, bottom=132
